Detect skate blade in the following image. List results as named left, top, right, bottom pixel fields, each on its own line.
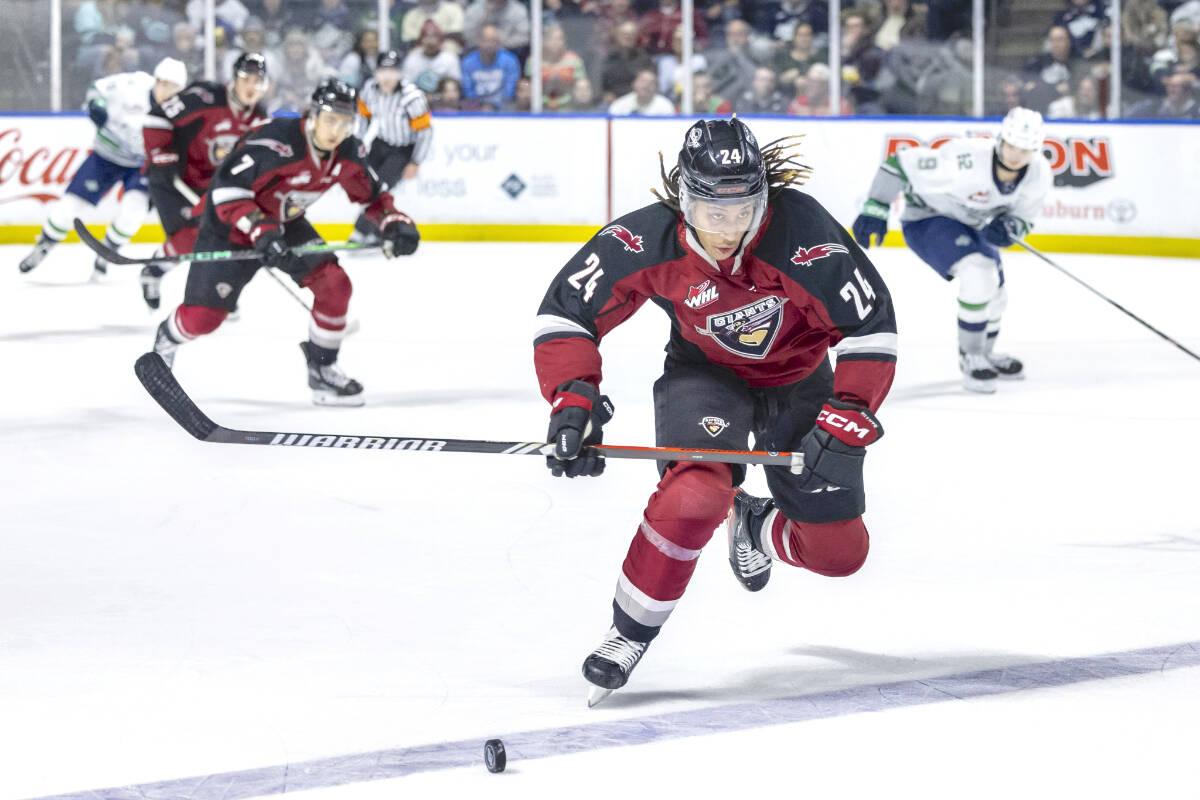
left=962, top=377, right=998, bottom=394
left=587, top=685, right=614, bottom=708
left=995, top=372, right=1025, bottom=381
left=312, top=391, right=365, bottom=407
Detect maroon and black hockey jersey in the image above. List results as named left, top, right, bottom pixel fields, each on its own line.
left=199, top=116, right=404, bottom=246
left=534, top=190, right=898, bottom=411
left=143, top=82, right=270, bottom=193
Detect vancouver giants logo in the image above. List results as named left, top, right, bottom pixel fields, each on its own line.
left=273, top=189, right=323, bottom=220
left=684, top=279, right=719, bottom=310
left=883, top=133, right=1114, bottom=189
left=791, top=242, right=848, bottom=267
left=600, top=224, right=644, bottom=253
left=207, top=133, right=240, bottom=166
left=699, top=416, right=730, bottom=437
left=695, top=296, right=788, bottom=359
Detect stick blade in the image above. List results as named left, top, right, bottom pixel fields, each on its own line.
left=73, top=218, right=139, bottom=265
left=134, top=352, right=220, bottom=441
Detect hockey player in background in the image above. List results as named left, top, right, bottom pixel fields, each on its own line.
left=150, top=79, right=421, bottom=406
left=534, top=118, right=897, bottom=705
left=18, top=59, right=188, bottom=278
left=138, top=52, right=272, bottom=309
left=347, top=50, right=433, bottom=246
left=852, top=107, right=1052, bottom=393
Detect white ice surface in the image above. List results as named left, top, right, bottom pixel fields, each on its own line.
left=2, top=241, right=1199, bottom=799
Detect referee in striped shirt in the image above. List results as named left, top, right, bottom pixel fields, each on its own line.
left=350, top=50, right=433, bottom=244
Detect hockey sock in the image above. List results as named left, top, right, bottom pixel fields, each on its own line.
left=613, top=462, right=735, bottom=641
left=759, top=511, right=869, bottom=577
left=302, top=261, right=352, bottom=350
left=171, top=304, right=227, bottom=340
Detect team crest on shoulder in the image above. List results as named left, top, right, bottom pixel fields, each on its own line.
left=684, top=279, right=719, bottom=310
left=699, top=416, right=730, bottom=437
left=790, top=242, right=849, bottom=267
left=694, top=296, right=788, bottom=359
left=245, top=138, right=294, bottom=158
left=600, top=224, right=644, bottom=253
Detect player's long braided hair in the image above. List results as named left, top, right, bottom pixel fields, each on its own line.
left=652, top=134, right=813, bottom=211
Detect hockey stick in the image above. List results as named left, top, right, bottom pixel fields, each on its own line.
left=72, top=218, right=378, bottom=266
left=133, top=352, right=802, bottom=470
left=1015, top=240, right=1200, bottom=363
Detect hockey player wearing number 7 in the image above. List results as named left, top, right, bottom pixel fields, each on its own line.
left=150, top=78, right=421, bottom=406
left=852, top=107, right=1052, bottom=393
left=533, top=118, right=897, bottom=705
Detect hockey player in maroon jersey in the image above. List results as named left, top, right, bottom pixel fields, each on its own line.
left=533, top=118, right=898, bottom=705
left=150, top=78, right=420, bottom=406
left=138, top=52, right=271, bottom=309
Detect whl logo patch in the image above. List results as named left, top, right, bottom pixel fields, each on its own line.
left=790, top=242, right=849, bottom=267
left=699, top=416, right=729, bottom=437
left=695, top=296, right=788, bottom=360
left=684, top=280, right=719, bottom=310
left=600, top=224, right=644, bottom=253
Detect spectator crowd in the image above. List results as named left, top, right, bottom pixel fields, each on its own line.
left=60, top=0, right=1198, bottom=119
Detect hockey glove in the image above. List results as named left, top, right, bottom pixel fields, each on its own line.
left=852, top=200, right=889, bottom=248
left=379, top=212, right=420, bottom=258
left=86, top=99, right=108, bottom=129
left=795, top=399, right=884, bottom=495
left=546, top=380, right=615, bottom=478
left=250, top=221, right=292, bottom=270
left=983, top=214, right=1023, bottom=248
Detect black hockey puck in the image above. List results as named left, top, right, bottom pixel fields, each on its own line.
left=484, top=738, right=506, bottom=773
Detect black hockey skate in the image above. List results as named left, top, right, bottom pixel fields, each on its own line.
left=727, top=489, right=774, bottom=592
left=153, top=319, right=180, bottom=369
left=18, top=234, right=55, bottom=273
left=958, top=351, right=998, bottom=394
left=140, top=265, right=164, bottom=309
left=300, top=341, right=364, bottom=407
left=582, top=626, right=650, bottom=707
left=986, top=351, right=1024, bottom=379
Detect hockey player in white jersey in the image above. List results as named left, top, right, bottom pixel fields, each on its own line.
left=18, top=58, right=187, bottom=278
left=852, top=107, right=1052, bottom=393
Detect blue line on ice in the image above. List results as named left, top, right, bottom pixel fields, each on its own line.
left=27, top=640, right=1199, bottom=799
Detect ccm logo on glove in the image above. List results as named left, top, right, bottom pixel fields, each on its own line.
left=815, top=402, right=883, bottom=446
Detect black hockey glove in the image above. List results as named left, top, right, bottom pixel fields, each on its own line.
left=546, top=380, right=615, bottom=478
left=852, top=200, right=889, bottom=248
left=795, top=399, right=884, bottom=495
left=86, top=99, right=108, bottom=129
left=250, top=221, right=292, bottom=270
left=983, top=214, right=1022, bottom=248
left=379, top=212, right=420, bottom=258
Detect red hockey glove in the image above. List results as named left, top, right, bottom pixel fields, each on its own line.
left=814, top=399, right=883, bottom=446
left=546, top=380, right=615, bottom=478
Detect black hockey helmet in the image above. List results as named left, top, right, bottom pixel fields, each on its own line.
left=310, top=78, right=359, bottom=117
left=677, top=118, right=768, bottom=235
left=376, top=49, right=402, bottom=70
left=232, top=51, right=268, bottom=79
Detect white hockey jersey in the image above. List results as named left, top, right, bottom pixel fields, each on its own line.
left=888, top=138, right=1052, bottom=231
left=85, top=71, right=157, bottom=168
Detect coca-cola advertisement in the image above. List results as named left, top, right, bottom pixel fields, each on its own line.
left=0, top=117, right=137, bottom=227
